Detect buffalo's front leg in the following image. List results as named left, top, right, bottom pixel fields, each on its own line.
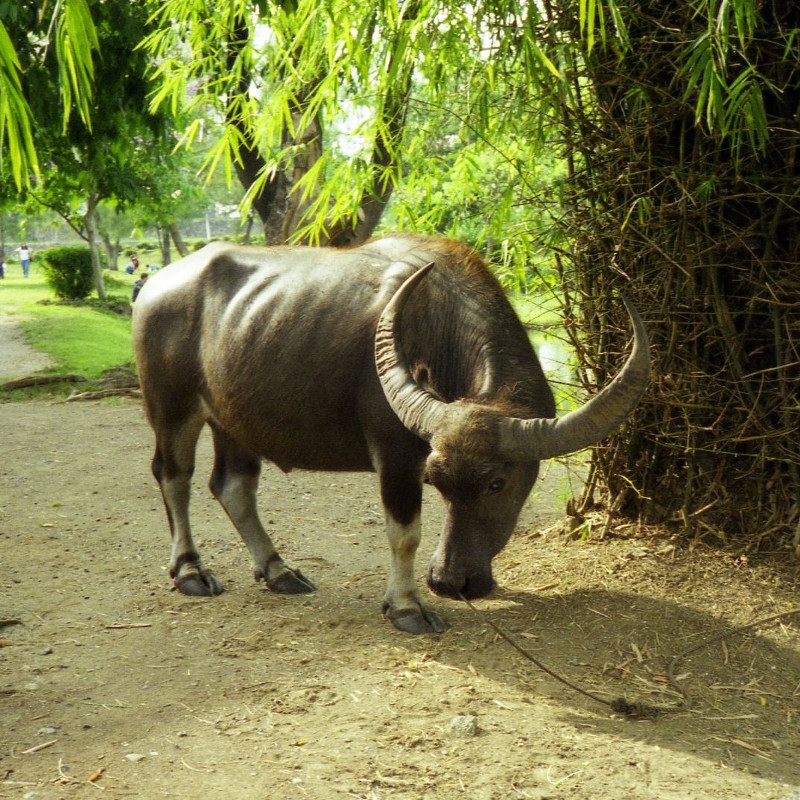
left=380, top=472, right=448, bottom=634
left=152, top=414, right=222, bottom=597
left=208, top=424, right=315, bottom=594
left=382, top=514, right=448, bottom=634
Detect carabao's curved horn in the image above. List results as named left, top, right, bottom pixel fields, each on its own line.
left=499, top=297, right=650, bottom=460
left=375, top=262, right=448, bottom=440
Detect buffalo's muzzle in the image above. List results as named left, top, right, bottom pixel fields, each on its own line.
left=427, top=568, right=495, bottom=600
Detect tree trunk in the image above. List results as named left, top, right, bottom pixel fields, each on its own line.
left=325, top=3, right=417, bottom=247
left=221, top=6, right=409, bottom=247
left=84, top=197, right=107, bottom=301
left=156, top=224, right=171, bottom=267
left=99, top=231, right=120, bottom=270
left=168, top=223, right=188, bottom=258
left=280, top=110, right=324, bottom=244
left=241, top=212, right=255, bottom=244
left=224, top=10, right=282, bottom=241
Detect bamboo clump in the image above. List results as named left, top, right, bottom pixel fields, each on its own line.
left=549, top=2, right=800, bottom=551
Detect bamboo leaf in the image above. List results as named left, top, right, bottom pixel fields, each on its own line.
left=55, top=0, right=100, bottom=131
left=0, top=20, right=39, bottom=187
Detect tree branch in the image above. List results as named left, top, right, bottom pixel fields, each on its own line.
left=27, top=191, right=88, bottom=241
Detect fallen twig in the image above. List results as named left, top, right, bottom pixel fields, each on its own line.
left=66, top=388, right=141, bottom=402
left=709, top=736, right=774, bottom=761
left=21, top=739, right=57, bottom=755
left=56, top=757, right=73, bottom=783
left=104, top=623, right=151, bottom=630
left=181, top=758, right=212, bottom=773
left=0, top=374, right=86, bottom=391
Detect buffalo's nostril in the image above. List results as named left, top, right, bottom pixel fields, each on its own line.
left=427, top=572, right=458, bottom=598
left=459, top=574, right=495, bottom=600
left=427, top=571, right=495, bottom=600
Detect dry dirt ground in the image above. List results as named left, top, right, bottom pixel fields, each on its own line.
left=0, top=319, right=52, bottom=381
left=2, top=330, right=800, bottom=800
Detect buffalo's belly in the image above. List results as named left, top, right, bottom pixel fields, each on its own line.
left=207, top=394, right=377, bottom=473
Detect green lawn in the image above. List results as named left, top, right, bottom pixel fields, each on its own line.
left=0, top=262, right=135, bottom=382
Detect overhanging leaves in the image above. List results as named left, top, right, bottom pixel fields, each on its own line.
left=55, top=0, right=99, bottom=131
left=0, top=20, right=38, bottom=187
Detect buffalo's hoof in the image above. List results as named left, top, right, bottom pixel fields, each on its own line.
left=175, top=570, right=224, bottom=597
left=383, top=603, right=449, bottom=635
left=266, top=568, right=317, bottom=594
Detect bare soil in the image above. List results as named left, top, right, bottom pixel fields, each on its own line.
left=0, top=319, right=53, bottom=382
left=2, top=374, right=800, bottom=798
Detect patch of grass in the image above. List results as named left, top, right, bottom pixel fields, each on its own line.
left=103, top=269, right=137, bottom=294
left=22, top=304, right=133, bottom=378
left=0, top=269, right=52, bottom=308
left=0, top=263, right=134, bottom=382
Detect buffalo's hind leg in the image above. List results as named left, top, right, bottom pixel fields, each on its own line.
left=152, top=413, right=223, bottom=597
left=208, top=423, right=316, bottom=594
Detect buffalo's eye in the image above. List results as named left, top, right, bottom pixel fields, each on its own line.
left=488, top=478, right=506, bottom=495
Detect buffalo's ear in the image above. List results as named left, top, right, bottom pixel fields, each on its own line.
left=412, top=365, right=430, bottom=388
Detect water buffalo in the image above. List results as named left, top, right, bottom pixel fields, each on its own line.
left=132, top=234, right=649, bottom=634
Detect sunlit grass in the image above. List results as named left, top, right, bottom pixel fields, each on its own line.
left=21, top=304, right=133, bottom=377
left=0, top=269, right=52, bottom=310
left=1, top=263, right=134, bottom=380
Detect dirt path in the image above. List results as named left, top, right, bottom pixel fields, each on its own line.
left=0, top=318, right=52, bottom=381
left=1, top=398, right=799, bottom=800
left=1, top=319, right=799, bottom=799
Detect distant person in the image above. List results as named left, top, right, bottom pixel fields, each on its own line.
left=124, top=253, right=140, bottom=274
left=132, top=272, right=148, bottom=302
left=0, top=249, right=5, bottom=279
left=15, top=243, right=31, bottom=278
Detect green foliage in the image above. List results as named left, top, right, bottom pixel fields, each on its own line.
left=55, top=0, right=99, bottom=133
left=0, top=18, right=38, bottom=187
left=40, top=246, right=97, bottom=300
left=0, top=0, right=100, bottom=188
left=3, top=0, right=183, bottom=281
